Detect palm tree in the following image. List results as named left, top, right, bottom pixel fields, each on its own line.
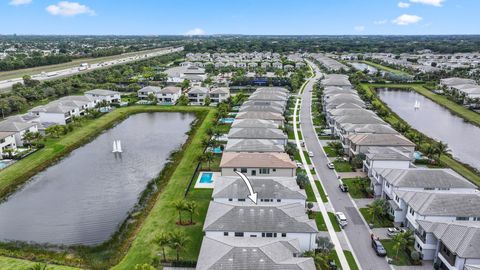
left=303, top=251, right=329, bottom=270
left=154, top=232, right=170, bottom=262
left=203, top=152, right=215, bottom=170
left=367, top=199, right=387, bottom=224
left=168, top=230, right=190, bottom=262
left=28, top=263, right=48, bottom=270
left=172, top=200, right=187, bottom=225
left=184, top=201, right=197, bottom=225
left=22, top=131, right=35, bottom=147
left=392, top=231, right=414, bottom=259
left=434, top=141, right=450, bottom=160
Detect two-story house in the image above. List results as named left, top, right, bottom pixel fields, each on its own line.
left=220, top=152, right=296, bottom=177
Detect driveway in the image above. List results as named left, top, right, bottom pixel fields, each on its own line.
left=300, top=61, right=391, bottom=270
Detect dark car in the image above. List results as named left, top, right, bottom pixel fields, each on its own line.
left=371, top=239, right=387, bottom=257
left=339, top=183, right=348, bottom=192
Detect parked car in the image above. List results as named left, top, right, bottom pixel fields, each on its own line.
left=371, top=237, right=387, bottom=257
left=308, top=151, right=314, bottom=157
left=296, top=162, right=303, bottom=168
left=327, top=162, right=335, bottom=169
left=387, top=227, right=407, bottom=237
left=335, top=212, right=348, bottom=228
left=339, top=183, right=348, bottom=192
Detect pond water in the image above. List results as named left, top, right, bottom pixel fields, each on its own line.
left=0, top=112, right=195, bottom=246
left=377, top=88, right=480, bottom=170
left=350, top=62, right=378, bottom=74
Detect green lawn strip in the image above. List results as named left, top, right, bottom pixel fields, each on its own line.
left=342, top=178, right=370, bottom=199
left=318, top=135, right=332, bottom=140
left=297, top=131, right=303, bottom=140
left=304, top=183, right=317, bottom=203
left=0, top=106, right=208, bottom=199
left=360, top=84, right=480, bottom=186
left=360, top=60, right=411, bottom=76
left=214, top=123, right=231, bottom=134
left=287, top=129, right=296, bottom=140
left=303, top=151, right=312, bottom=164
left=0, top=257, right=81, bottom=270
left=199, top=154, right=221, bottom=172
left=380, top=240, right=412, bottom=266
left=323, top=146, right=338, bottom=157
left=329, top=250, right=341, bottom=268
left=358, top=208, right=394, bottom=228
left=313, top=212, right=327, bottom=231
left=369, top=83, right=480, bottom=127
left=314, top=181, right=329, bottom=203
left=343, top=250, right=360, bottom=270
left=333, top=161, right=353, bottom=172
left=327, top=212, right=341, bottom=232
left=111, top=109, right=216, bottom=270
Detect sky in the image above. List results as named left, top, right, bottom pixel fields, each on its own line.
left=0, top=0, right=478, bottom=35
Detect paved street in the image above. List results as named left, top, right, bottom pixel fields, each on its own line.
left=301, top=61, right=391, bottom=270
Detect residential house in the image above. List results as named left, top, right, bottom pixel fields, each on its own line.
left=84, top=89, right=121, bottom=104
left=137, top=86, right=161, bottom=100
left=203, top=202, right=318, bottom=251
left=235, top=111, right=285, bottom=125
left=209, top=87, right=230, bottom=104
left=188, top=87, right=209, bottom=105
left=0, top=117, right=38, bottom=147
left=212, top=176, right=306, bottom=204
left=231, top=119, right=279, bottom=129
left=0, top=131, right=16, bottom=159
left=227, top=128, right=288, bottom=145
left=363, top=146, right=412, bottom=177
left=220, top=152, right=296, bottom=177
left=225, top=139, right=285, bottom=153
left=347, top=133, right=415, bottom=158
left=157, top=86, right=182, bottom=104
left=196, top=236, right=315, bottom=270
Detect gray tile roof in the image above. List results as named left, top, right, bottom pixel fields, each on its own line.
left=418, top=221, right=480, bottom=259
left=248, top=93, right=288, bottom=102
left=225, top=139, right=285, bottom=153
left=138, top=86, right=162, bottom=94
left=342, top=124, right=398, bottom=135
left=321, top=74, right=352, bottom=86
left=188, top=87, right=209, bottom=94
left=242, top=100, right=286, bottom=110
left=396, top=191, right=480, bottom=217
left=365, top=147, right=411, bottom=161
left=228, top=128, right=287, bottom=140
left=160, top=86, right=181, bottom=94
left=256, top=87, right=290, bottom=93
left=376, top=168, right=475, bottom=189
left=231, top=119, right=279, bottom=129
left=204, top=202, right=318, bottom=233
left=85, top=89, right=120, bottom=96
left=0, top=118, right=36, bottom=132
left=239, top=105, right=284, bottom=114
left=335, top=115, right=386, bottom=125
left=349, top=134, right=413, bottom=147
left=328, top=108, right=376, bottom=117
left=196, top=236, right=315, bottom=270
left=236, top=111, right=285, bottom=121
left=212, top=176, right=306, bottom=201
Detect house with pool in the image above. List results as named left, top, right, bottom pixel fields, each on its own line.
left=347, top=133, right=415, bottom=158
left=0, top=116, right=38, bottom=147
left=137, top=86, right=162, bottom=100
left=209, top=87, right=230, bottom=104
left=0, top=131, right=16, bottom=159
left=362, top=146, right=412, bottom=177
left=220, top=152, right=296, bottom=177
left=157, top=86, right=182, bottom=105
left=84, top=89, right=121, bottom=104
left=212, top=176, right=306, bottom=205
left=203, top=202, right=318, bottom=251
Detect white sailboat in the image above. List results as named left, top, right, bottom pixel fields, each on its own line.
left=112, top=140, right=118, bottom=153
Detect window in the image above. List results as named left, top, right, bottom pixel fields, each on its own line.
left=241, top=168, right=247, bottom=173
left=395, top=195, right=400, bottom=202
left=277, top=199, right=281, bottom=202
left=281, top=233, right=287, bottom=237
left=272, top=169, right=276, bottom=172
left=228, top=198, right=233, bottom=201
left=250, top=235, right=257, bottom=237
left=260, top=168, right=270, bottom=174
left=224, top=232, right=229, bottom=236
left=385, top=182, right=390, bottom=188
left=474, top=217, right=480, bottom=221
left=261, top=233, right=265, bottom=237
left=423, top=187, right=435, bottom=191
left=233, top=168, right=237, bottom=172
left=438, top=188, right=450, bottom=191
left=234, top=232, right=244, bottom=237
left=238, top=198, right=246, bottom=202
left=409, top=207, right=415, bottom=216
left=456, top=217, right=469, bottom=221
left=265, top=233, right=273, bottom=238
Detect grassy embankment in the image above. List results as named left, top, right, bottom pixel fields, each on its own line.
left=0, top=105, right=216, bottom=269
left=360, top=84, right=480, bottom=186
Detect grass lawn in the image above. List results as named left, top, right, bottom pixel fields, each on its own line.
left=304, top=183, right=317, bottom=203
left=318, top=135, right=333, bottom=140
left=288, top=129, right=296, bottom=140
left=327, top=212, right=341, bottom=232
left=329, top=250, right=341, bottom=269
left=314, top=181, right=329, bottom=203
left=0, top=257, right=81, bottom=270
left=297, top=131, right=303, bottom=140
left=342, top=178, right=371, bottom=199
left=303, top=151, right=312, bottom=164
left=110, top=109, right=217, bottom=269
left=344, top=250, right=360, bottom=270
left=214, top=124, right=231, bottom=134
left=323, top=146, right=338, bottom=157
left=360, top=60, right=411, bottom=76
left=359, top=208, right=394, bottom=228
left=333, top=160, right=354, bottom=172
left=380, top=240, right=412, bottom=266
left=313, top=212, right=327, bottom=231
left=199, top=154, right=221, bottom=172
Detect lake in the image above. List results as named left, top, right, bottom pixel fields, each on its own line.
left=0, top=112, right=195, bottom=246
left=377, top=88, right=480, bottom=170
left=350, top=62, right=378, bottom=74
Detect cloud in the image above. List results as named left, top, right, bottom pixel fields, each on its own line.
left=46, top=1, right=95, bottom=16
left=409, top=0, right=444, bottom=7
left=354, top=25, right=365, bottom=32
left=9, top=0, right=31, bottom=6
left=398, top=2, right=411, bottom=8
left=392, top=14, right=422, bottom=25
left=184, top=28, right=206, bottom=36
left=374, top=20, right=388, bottom=25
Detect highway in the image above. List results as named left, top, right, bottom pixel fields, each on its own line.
left=301, top=60, right=391, bottom=270
left=0, top=46, right=183, bottom=92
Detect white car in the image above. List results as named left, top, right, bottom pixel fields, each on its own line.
left=308, top=151, right=314, bottom=157
left=335, top=212, right=348, bottom=228
left=327, top=162, right=335, bottom=169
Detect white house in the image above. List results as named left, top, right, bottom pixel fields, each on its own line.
left=363, top=146, right=412, bottom=177
left=157, top=86, right=182, bottom=104
left=187, top=87, right=209, bottom=105
left=137, top=86, right=161, bottom=100
left=220, top=152, right=296, bottom=177
left=212, top=176, right=306, bottom=205
left=28, top=95, right=95, bottom=125
left=209, top=87, right=230, bottom=104
left=414, top=221, right=480, bottom=270
left=84, top=89, right=121, bottom=104
left=0, top=116, right=38, bottom=147
left=203, top=202, right=318, bottom=251
left=0, top=131, right=16, bottom=159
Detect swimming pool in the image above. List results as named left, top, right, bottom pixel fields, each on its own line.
left=212, top=147, right=223, bottom=154
left=219, top=118, right=235, bottom=124
left=199, top=172, right=214, bottom=183
left=0, top=160, right=13, bottom=170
